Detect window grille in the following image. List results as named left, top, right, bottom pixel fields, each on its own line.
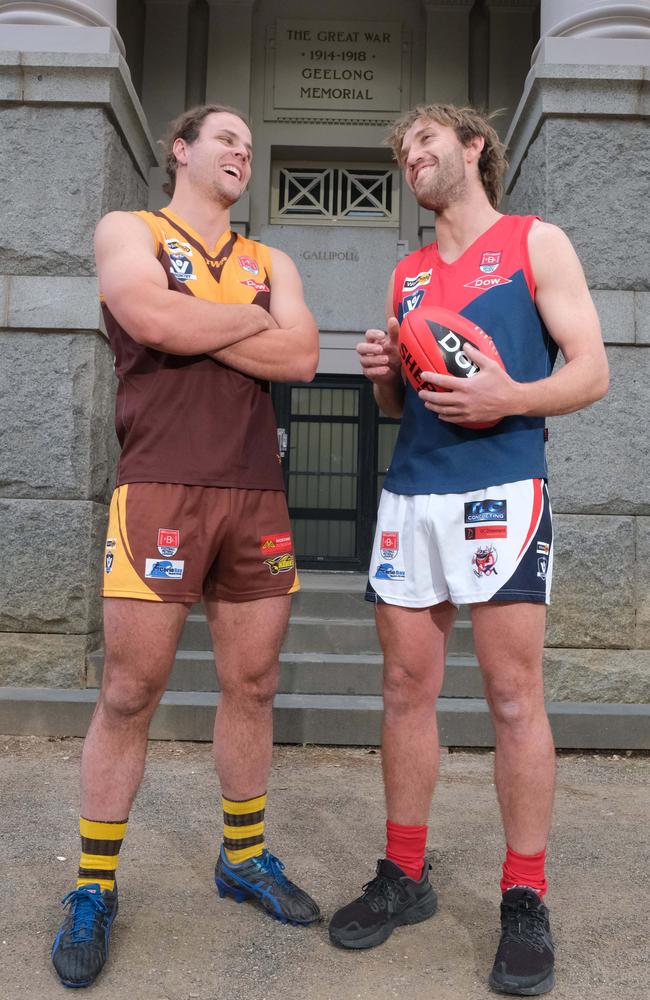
left=271, top=162, right=399, bottom=226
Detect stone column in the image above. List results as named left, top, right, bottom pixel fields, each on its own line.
left=504, top=3, right=650, bottom=705
left=485, top=0, right=538, bottom=134
left=0, top=2, right=158, bottom=690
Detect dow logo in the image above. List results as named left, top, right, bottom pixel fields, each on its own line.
left=427, top=323, right=480, bottom=378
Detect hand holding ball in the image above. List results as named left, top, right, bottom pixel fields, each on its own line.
left=399, top=306, right=506, bottom=429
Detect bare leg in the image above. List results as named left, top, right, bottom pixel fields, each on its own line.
left=81, top=599, right=190, bottom=819
left=471, top=601, right=555, bottom=853
left=379, top=601, right=457, bottom=824
left=206, top=595, right=290, bottom=799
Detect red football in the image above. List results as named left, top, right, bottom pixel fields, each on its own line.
left=399, top=305, right=506, bottom=429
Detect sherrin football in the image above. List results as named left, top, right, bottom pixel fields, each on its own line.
left=399, top=305, right=506, bottom=430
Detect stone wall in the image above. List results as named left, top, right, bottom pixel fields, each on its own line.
left=506, top=53, right=650, bottom=705
left=0, top=50, right=157, bottom=687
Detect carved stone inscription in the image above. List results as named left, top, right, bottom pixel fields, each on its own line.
left=273, top=19, right=402, bottom=112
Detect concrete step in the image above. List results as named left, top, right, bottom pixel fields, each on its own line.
left=1, top=686, right=649, bottom=749
left=86, top=651, right=484, bottom=698
left=178, top=613, right=475, bottom=656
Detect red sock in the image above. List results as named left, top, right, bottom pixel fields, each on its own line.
left=385, top=820, right=427, bottom=881
left=501, top=845, right=547, bottom=897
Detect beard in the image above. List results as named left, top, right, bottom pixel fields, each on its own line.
left=413, top=146, right=467, bottom=213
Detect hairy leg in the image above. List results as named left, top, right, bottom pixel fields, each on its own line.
left=471, top=601, right=555, bottom=853
left=81, top=599, right=190, bottom=818
left=378, top=601, right=457, bottom=824
left=206, top=595, right=291, bottom=799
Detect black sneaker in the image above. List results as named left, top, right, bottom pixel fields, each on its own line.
left=489, top=886, right=555, bottom=996
left=215, top=845, right=321, bottom=926
left=51, top=883, right=118, bottom=988
left=328, top=859, right=437, bottom=949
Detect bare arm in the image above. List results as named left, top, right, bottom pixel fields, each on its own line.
left=357, top=270, right=405, bottom=418
left=419, top=222, right=609, bottom=424
left=95, top=212, right=273, bottom=354
left=210, top=248, right=319, bottom=382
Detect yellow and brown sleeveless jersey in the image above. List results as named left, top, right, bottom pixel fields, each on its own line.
left=101, top=208, right=284, bottom=490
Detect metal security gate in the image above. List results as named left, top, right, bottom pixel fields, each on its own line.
left=272, top=376, right=399, bottom=570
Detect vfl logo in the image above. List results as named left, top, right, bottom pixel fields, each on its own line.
left=169, top=253, right=196, bottom=282
left=401, top=288, right=425, bottom=315
left=264, top=553, right=295, bottom=575
left=480, top=251, right=501, bottom=273
left=402, top=269, right=432, bottom=292
left=472, top=545, right=498, bottom=578
left=105, top=553, right=114, bottom=574
left=239, top=255, right=259, bottom=275
left=380, top=531, right=399, bottom=560
left=537, top=556, right=548, bottom=581
left=464, top=275, right=511, bottom=289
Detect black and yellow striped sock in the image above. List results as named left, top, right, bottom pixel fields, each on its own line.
left=76, top=817, right=128, bottom=893
left=222, top=793, right=267, bottom=865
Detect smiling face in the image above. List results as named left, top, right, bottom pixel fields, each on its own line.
left=401, top=118, right=474, bottom=213
left=172, top=111, right=253, bottom=207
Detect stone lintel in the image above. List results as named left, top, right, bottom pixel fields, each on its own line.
left=1, top=275, right=102, bottom=332
left=0, top=49, right=159, bottom=180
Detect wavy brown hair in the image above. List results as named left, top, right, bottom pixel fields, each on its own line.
left=160, top=104, right=249, bottom=197
left=385, top=104, right=508, bottom=209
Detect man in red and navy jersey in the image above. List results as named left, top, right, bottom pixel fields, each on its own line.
left=328, top=104, right=609, bottom=996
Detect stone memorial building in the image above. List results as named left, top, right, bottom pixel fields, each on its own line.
left=0, top=0, right=648, bottom=746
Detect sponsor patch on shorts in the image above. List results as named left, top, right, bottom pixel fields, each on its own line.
left=472, top=545, right=499, bottom=577
left=380, top=531, right=399, bottom=559
left=464, top=499, right=507, bottom=523
left=145, top=558, right=184, bottom=579
left=157, top=528, right=179, bottom=556
left=260, top=533, right=292, bottom=555
left=465, top=525, right=507, bottom=540
left=264, top=553, right=295, bottom=575
left=374, top=562, right=405, bottom=581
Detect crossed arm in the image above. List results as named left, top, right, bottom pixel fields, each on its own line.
left=95, top=212, right=319, bottom=382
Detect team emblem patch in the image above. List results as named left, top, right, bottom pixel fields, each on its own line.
left=374, top=562, right=405, bottom=581
left=401, top=288, right=426, bottom=315
left=402, top=269, right=432, bottom=292
left=239, top=255, right=259, bottom=275
left=260, top=533, right=293, bottom=556
left=145, top=558, right=184, bottom=579
left=264, top=553, right=295, bottom=575
left=169, top=253, right=196, bottom=282
left=157, top=528, right=180, bottom=557
left=472, top=545, right=498, bottom=577
left=465, top=500, right=507, bottom=524
left=464, top=274, right=511, bottom=289
left=380, top=531, right=399, bottom=559
left=480, top=251, right=501, bottom=274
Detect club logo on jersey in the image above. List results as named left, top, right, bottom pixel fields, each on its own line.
left=105, top=552, right=114, bottom=574
left=157, top=528, right=179, bottom=557
left=479, top=250, right=502, bottom=273
left=380, top=531, right=399, bottom=559
left=464, top=274, right=511, bottom=289
left=537, top=556, right=548, bottom=580
left=374, top=562, right=405, bottom=581
left=401, top=288, right=426, bottom=315
left=169, top=253, right=196, bottom=282
left=465, top=525, right=507, bottom=540
left=240, top=279, right=270, bottom=292
left=402, top=269, right=432, bottom=292
left=165, top=238, right=193, bottom=257
left=465, top=499, right=507, bottom=524
left=260, top=533, right=293, bottom=556
left=472, top=545, right=498, bottom=577
left=239, top=255, right=259, bottom=275
left=537, top=541, right=550, bottom=555
left=264, top=553, right=295, bottom=575
left=145, top=558, right=184, bottom=579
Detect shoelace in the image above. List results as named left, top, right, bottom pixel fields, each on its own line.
left=501, top=897, right=548, bottom=953
left=360, top=874, right=398, bottom=913
left=61, top=889, right=108, bottom=943
left=256, top=850, right=293, bottom=890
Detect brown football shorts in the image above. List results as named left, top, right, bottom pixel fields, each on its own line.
left=102, top=483, right=299, bottom=603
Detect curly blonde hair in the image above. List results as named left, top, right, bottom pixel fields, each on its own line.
left=385, top=104, right=508, bottom=209
left=160, top=104, right=249, bottom=197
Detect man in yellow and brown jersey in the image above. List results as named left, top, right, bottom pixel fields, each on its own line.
left=51, top=104, right=320, bottom=989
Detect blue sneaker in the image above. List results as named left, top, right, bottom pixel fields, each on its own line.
left=51, top=883, right=118, bottom=988
left=215, top=846, right=321, bottom=926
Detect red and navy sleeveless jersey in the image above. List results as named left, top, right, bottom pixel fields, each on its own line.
left=385, top=214, right=558, bottom=495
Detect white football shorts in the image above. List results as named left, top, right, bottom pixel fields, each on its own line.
left=366, top=478, right=553, bottom=608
